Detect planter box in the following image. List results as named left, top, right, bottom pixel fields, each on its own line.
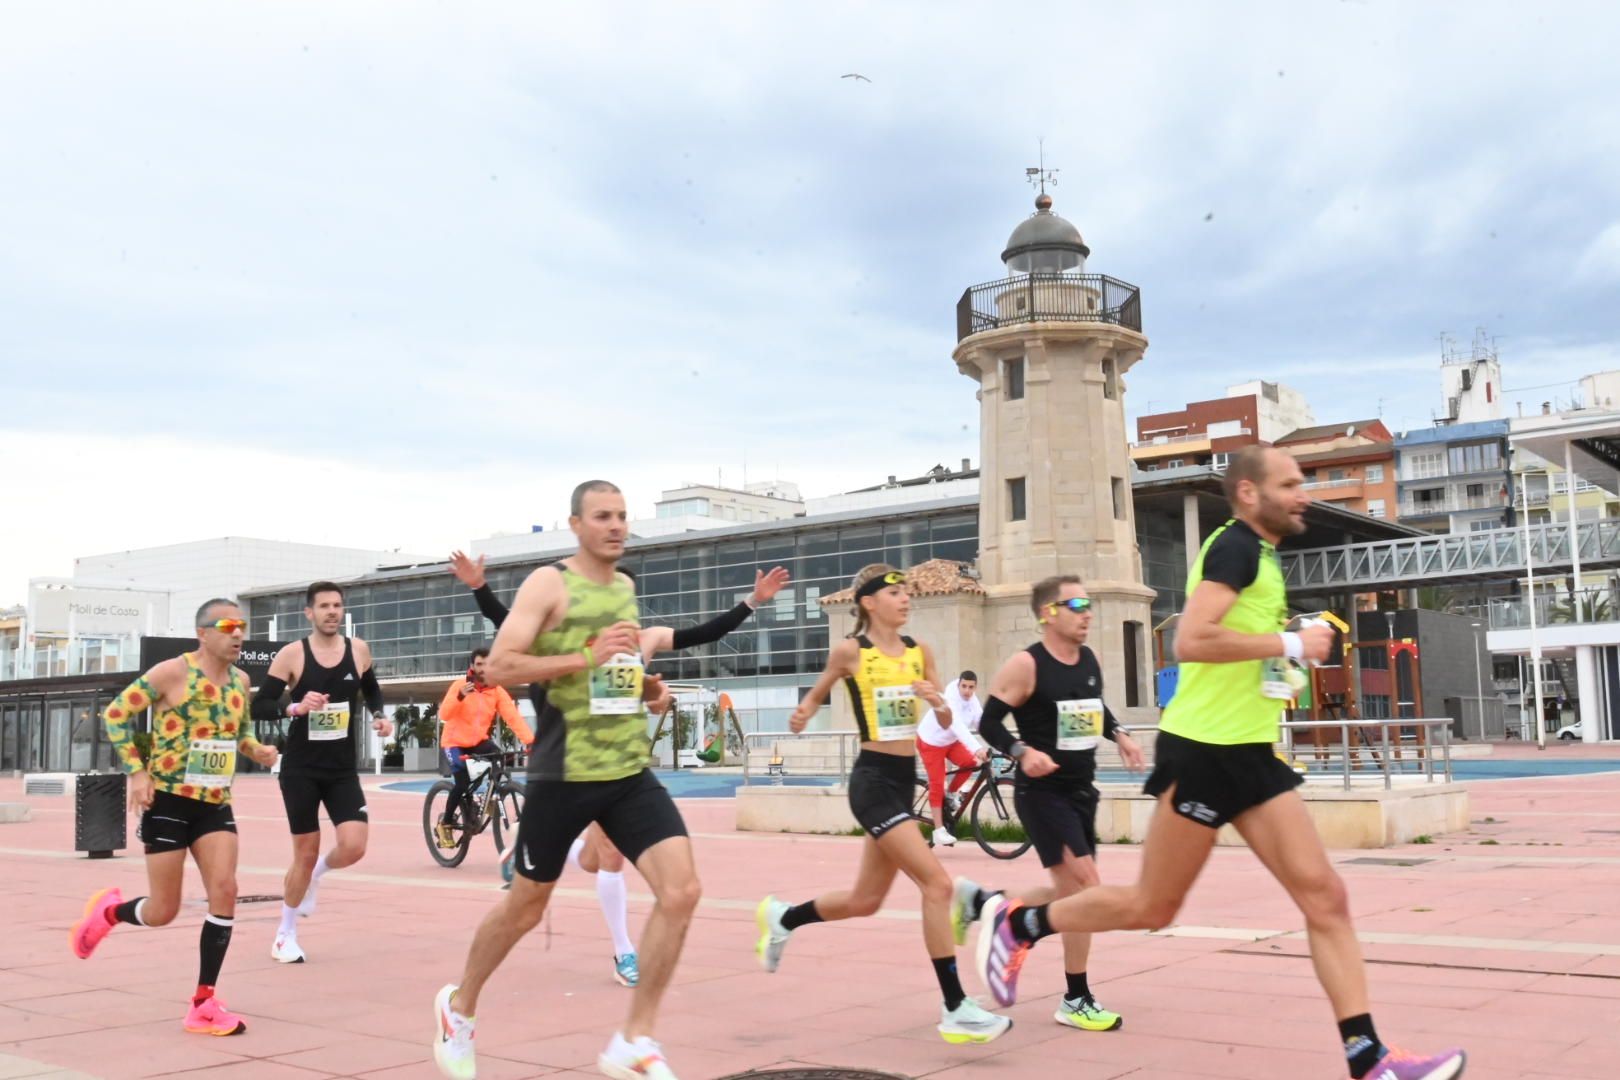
left=402, top=746, right=441, bottom=773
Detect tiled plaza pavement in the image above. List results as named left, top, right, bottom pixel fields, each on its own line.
left=2, top=754, right=1618, bottom=1079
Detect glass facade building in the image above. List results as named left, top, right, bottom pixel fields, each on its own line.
left=243, top=499, right=980, bottom=729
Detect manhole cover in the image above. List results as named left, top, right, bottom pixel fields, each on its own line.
left=715, top=1072, right=908, bottom=1080
left=1342, top=857, right=1432, bottom=867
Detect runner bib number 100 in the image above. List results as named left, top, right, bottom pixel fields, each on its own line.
left=184, top=738, right=237, bottom=789
left=590, top=654, right=645, bottom=715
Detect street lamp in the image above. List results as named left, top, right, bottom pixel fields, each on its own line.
left=1470, top=620, right=1486, bottom=742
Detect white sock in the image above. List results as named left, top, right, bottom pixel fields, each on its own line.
left=278, top=905, right=298, bottom=937
left=567, top=835, right=586, bottom=874
left=596, top=870, right=634, bottom=957
left=312, top=853, right=332, bottom=881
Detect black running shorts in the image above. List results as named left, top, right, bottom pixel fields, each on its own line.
left=847, top=750, right=918, bottom=840
left=1014, top=779, right=1099, bottom=867
left=278, top=770, right=369, bottom=834
left=513, top=768, right=688, bottom=883
left=1143, top=730, right=1304, bottom=829
left=139, top=790, right=237, bottom=855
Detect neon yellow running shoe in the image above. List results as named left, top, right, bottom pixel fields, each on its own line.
left=1055, top=994, right=1123, bottom=1031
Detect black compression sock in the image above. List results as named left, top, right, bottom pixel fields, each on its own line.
left=198, top=914, right=234, bottom=989
left=932, top=956, right=966, bottom=1011
left=1339, top=1014, right=1387, bottom=1079
left=780, top=900, right=824, bottom=931
left=112, top=898, right=148, bottom=926
left=1007, top=902, right=1055, bottom=945
left=1065, top=970, right=1091, bottom=1002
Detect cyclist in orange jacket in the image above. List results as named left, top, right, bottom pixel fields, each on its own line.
left=438, top=647, right=534, bottom=833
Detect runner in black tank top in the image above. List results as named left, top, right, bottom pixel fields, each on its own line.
left=284, top=637, right=363, bottom=773
left=250, top=581, right=391, bottom=965
left=959, top=575, right=1147, bottom=1032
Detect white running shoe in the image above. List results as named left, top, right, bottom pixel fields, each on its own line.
left=432, top=984, right=476, bottom=1080
left=270, top=933, right=306, bottom=964
left=598, top=1031, right=678, bottom=1078
left=938, top=997, right=1013, bottom=1044
left=755, top=896, right=792, bottom=973
left=934, top=828, right=957, bottom=847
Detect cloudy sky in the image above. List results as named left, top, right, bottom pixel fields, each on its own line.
left=4, top=2, right=1619, bottom=606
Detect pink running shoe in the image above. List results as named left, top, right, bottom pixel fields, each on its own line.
left=70, top=887, right=122, bottom=960
left=1362, top=1046, right=1466, bottom=1080
left=184, top=996, right=247, bottom=1036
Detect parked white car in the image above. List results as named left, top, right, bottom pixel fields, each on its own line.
left=1556, top=720, right=1585, bottom=741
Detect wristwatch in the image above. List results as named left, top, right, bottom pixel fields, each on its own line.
left=1008, top=740, right=1029, bottom=760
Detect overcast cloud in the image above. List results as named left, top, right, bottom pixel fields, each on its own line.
left=3, top=1, right=1619, bottom=604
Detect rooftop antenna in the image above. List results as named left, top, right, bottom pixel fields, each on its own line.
left=1025, top=137, right=1058, bottom=197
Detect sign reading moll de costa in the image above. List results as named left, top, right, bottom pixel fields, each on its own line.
left=28, top=583, right=171, bottom=638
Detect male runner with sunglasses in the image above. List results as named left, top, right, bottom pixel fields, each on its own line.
left=974, top=447, right=1466, bottom=1080
left=951, top=575, right=1144, bottom=1033
left=71, top=600, right=279, bottom=1035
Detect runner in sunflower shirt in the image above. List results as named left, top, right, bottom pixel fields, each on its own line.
left=69, top=598, right=279, bottom=1037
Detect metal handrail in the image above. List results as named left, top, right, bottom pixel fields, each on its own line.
left=741, top=719, right=1454, bottom=792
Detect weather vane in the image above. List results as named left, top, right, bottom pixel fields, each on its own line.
left=1025, top=138, right=1058, bottom=195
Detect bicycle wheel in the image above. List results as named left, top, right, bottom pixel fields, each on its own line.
left=489, top=777, right=524, bottom=855
left=970, top=777, right=1031, bottom=860
left=423, top=780, right=474, bottom=868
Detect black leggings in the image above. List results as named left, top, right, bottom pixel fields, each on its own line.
left=444, top=739, right=501, bottom=818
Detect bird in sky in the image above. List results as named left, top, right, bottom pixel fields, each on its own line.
left=841, top=73, right=871, bottom=82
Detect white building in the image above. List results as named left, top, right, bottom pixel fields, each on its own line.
left=1, top=538, right=422, bottom=680
left=1225, top=380, right=1315, bottom=443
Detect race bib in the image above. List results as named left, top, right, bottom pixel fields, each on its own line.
left=1056, top=698, right=1103, bottom=751
left=184, top=738, right=237, bottom=789
left=590, top=653, right=645, bottom=715
left=872, top=684, right=920, bottom=741
left=1260, top=658, right=1309, bottom=701
left=307, top=700, right=351, bottom=741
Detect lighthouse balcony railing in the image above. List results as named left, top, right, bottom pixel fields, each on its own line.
left=956, top=273, right=1142, bottom=340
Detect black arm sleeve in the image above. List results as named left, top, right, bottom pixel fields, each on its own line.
left=251, top=676, right=288, bottom=723
left=472, top=584, right=509, bottom=629
left=671, top=602, right=754, bottom=649
left=1200, top=527, right=1262, bottom=592
left=978, top=695, right=1017, bottom=755
left=360, top=667, right=385, bottom=714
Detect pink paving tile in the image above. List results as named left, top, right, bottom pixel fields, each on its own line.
left=354, top=1057, right=558, bottom=1079
left=267, top=1034, right=438, bottom=1074
left=151, top=1062, right=337, bottom=1079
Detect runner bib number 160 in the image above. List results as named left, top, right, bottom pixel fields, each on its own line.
left=872, top=685, right=919, bottom=741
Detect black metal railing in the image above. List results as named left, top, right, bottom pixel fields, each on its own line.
left=955, top=273, right=1142, bottom=340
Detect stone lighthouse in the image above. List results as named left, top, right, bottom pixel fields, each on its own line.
left=952, top=189, right=1157, bottom=719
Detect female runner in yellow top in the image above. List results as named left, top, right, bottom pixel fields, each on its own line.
left=751, top=564, right=1012, bottom=1045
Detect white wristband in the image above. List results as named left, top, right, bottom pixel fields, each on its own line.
left=287, top=702, right=301, bottom=718
left=1279, top=632, right=1304, bottom=661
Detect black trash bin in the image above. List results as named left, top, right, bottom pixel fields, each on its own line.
left=75, top=773, right=127, bottom=859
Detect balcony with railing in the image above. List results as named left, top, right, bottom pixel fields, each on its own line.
left=956, top=273, right=1142, bottom=341
left=1399, top=492, right=1512, bottom=518
left=1489, top=586, right=1620, bottom=630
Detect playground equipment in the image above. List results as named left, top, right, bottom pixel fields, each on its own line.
left=650, top=685, right=748, bottom=768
